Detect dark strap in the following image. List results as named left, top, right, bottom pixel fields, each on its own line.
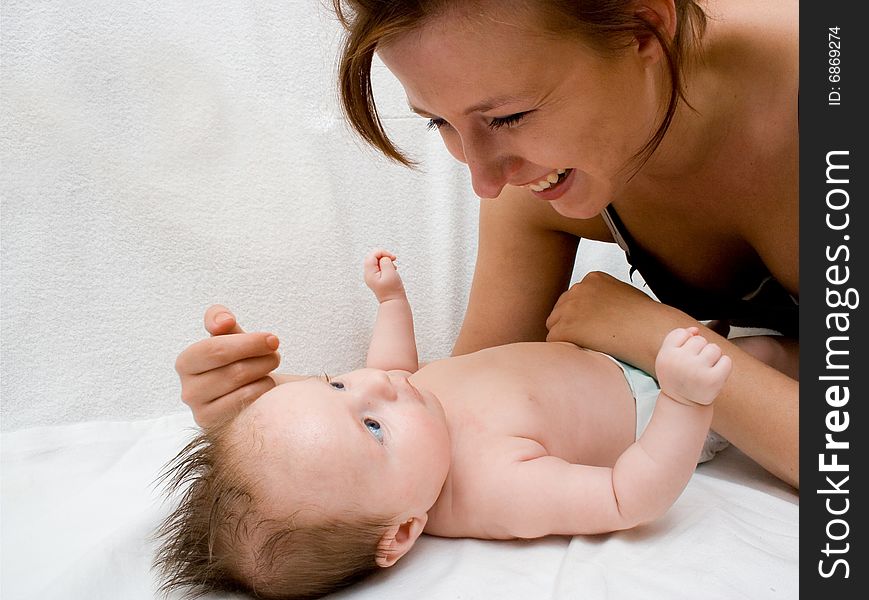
left=601, top=205, right=798, bottom=336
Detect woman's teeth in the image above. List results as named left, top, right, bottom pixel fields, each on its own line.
left=529, top=169, right=569, bottom=192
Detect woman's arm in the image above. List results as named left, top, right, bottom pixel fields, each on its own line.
left=546, top=272, right=799, bottom=489
left=453, top=186, right=583, bottom=356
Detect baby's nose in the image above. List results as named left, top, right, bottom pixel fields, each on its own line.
left=361, top=370, right=397, bottom=401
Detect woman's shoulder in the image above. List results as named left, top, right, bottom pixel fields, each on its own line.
left=703, top=0, right=797, bottom=33
left=702, top=0, right=797, bottom=81
left=693, top=1, right=798, bottom=198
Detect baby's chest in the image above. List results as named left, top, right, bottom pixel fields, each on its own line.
left=426, top=345, right=635, bottom=451
left=445, top=379, right=572, bottom=444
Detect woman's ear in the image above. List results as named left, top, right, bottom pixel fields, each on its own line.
left=375, top=515, right=428, bottom=568
left=633, top=0, right=677, bottom=62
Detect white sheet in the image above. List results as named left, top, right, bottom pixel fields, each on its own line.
left=1, top=414, right=798, bottom=599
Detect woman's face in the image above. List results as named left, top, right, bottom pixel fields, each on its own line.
left=377, top=4, right=663, bottom=218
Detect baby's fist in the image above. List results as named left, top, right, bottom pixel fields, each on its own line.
left=363, top=249, right=406, bottom=302
left=655, top=327, right=732, bottom=406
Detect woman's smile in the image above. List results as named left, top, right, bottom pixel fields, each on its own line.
left=524, top=168, right=575, bottom=200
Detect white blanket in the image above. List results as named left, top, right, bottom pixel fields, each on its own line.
left=1, top=413, right=798, bottom=600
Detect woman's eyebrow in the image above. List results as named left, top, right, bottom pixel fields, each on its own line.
left=461, top=95, right=523, bottom=115
left=408, top=104, right=436, bottom=117
left=408, top=95, right=526, bottom=117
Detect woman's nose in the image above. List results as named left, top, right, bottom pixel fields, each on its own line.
left=468, top=161, right=508, bottom=199
left=461, top=137, right=520, bottom=200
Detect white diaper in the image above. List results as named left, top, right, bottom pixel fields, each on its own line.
left=599, top=353, right=730, bottom=464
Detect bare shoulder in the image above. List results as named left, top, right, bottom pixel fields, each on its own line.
left=429, top=435, right=548, bottom=539
left=698, top=0, right=798, bottom=292
left=703, top=0, right=797, bottom=34
left=454, top=434, right=549, bottom=485
left=704, top=0, right=798, bottom=82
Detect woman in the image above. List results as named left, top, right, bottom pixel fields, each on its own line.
left=175, top=0, right=798, bottom=488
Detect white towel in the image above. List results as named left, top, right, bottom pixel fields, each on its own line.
left=1, top=0, right=632, bottom=431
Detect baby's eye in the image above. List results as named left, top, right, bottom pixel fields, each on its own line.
left=364, top=418, right=384, bottom=442
left=330, top=381, right=345, bottom=390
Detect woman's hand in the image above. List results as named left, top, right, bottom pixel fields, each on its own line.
left=174, top=305, right=281, bottom=428
left=545, top=271, right=693, bottom=373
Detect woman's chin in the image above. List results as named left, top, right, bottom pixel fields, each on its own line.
left=545, top=171, right=613, bottom=220
left=547, top=197, right=607, bottom=220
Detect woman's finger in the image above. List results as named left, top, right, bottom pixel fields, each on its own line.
left=192, top=376, right=277, bottom=427
left=175, top=332, right=280, bottom=375
left=180, top=352, right=281, bottom=407
left=204, top=304, right=245, bottom=335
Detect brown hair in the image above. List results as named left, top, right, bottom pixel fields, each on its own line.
left=153, top=417, right=394, bottom=600
left=333, top=0, right=707, bottom=171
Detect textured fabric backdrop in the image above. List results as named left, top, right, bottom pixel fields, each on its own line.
left=1, top=0, right=631, bottom=431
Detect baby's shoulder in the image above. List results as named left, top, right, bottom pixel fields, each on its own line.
left=462, top=431, right=548, bottom=462
left=436, top=435, right=550, bottom=538
left=451, top=433, right=548, bottom=493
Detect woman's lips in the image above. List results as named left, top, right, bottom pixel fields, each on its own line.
left=530, top=168, right=575, bottom=201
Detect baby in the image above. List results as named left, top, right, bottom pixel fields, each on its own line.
left=155, top=250, right=732, bottom=600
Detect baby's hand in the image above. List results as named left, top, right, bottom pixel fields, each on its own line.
left=363, top=249, right=406, bottom=302
left=655, top=327, right=732, bottom=406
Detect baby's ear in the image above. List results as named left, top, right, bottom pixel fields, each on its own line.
left=375, top=515, right=428, bottom=568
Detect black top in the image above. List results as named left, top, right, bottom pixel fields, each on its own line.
left=601, top=205, right=798, bottom=337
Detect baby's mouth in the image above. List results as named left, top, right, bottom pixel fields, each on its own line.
left=527, top=168, right=572, bottom=192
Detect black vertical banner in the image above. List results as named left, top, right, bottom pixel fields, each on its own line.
left=800, top=2, right=867, bottom=597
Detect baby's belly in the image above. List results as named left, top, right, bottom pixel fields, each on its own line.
left=416, top=342, right=638, bottom=466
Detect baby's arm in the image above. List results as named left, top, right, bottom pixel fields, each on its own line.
left=475, top=328, right=731, bottom=539
left=363, top=249, right=419, bottom=373
left=602, top=327, right=731, bottom=524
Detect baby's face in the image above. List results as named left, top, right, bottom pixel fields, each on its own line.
left=240, top=369, right=451, bottom=522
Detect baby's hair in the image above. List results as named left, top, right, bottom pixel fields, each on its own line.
left=153, top=413, right=395, bottom=600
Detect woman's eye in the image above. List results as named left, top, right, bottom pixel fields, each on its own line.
left=330, top=381, right=345, bottom=390
left=364, top=418, right=384, bottom=442
left=426, top=117, right=448, bottom=130
left=488, top=111, right=529, bottom=130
